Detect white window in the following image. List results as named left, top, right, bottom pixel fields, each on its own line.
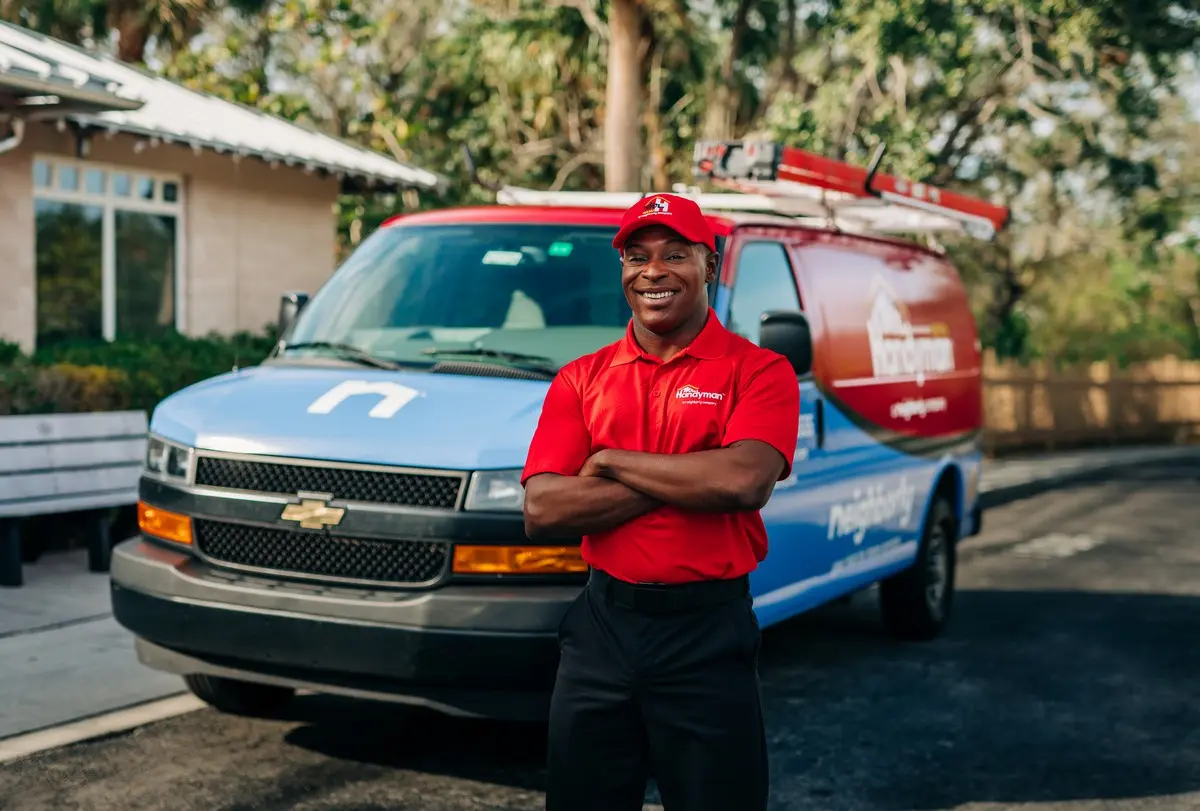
left=32, top=156, right=184, bottom=347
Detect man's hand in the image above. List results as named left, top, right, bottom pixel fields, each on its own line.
left=523, top=472, right=661, bottom=540
left=582, top=442, right=787, bottom=513
left=578, top=453, right=605, bottom=479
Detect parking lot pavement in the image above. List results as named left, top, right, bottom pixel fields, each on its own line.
left=2, top=458, right=1199, bottom=811
left=2, top=443, right=1194, bottom=743
left=0, top=552, right=183, bottom=741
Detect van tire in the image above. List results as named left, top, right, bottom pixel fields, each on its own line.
left=184, top=674, right=295, bottom=717
left=878, top=497, right=956, bottom=641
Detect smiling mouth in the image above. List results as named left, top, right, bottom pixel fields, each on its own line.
left=638, top=290, right=678, bottom=300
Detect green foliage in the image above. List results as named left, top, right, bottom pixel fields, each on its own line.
left=8, top=0, right=1198, bottom=365
left=0, top=329, right=277, bottom=416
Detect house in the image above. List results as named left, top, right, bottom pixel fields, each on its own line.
left=0, top=21, right=443, bottom=353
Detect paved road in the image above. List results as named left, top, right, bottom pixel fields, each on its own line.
left=2, top=459, right=1199, bottom=811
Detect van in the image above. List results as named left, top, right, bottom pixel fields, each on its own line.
left=110, top=142, right=1005, bottom=720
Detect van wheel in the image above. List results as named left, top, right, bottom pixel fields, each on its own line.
left=879, top=497, right=956, bottom=641
left=184, top=674, right=295, bottom=717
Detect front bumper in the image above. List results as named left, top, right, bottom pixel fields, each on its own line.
left=110, top=537, right=579, bottom=720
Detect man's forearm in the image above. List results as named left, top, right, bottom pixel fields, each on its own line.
left=593, top=443, right=784, bottom=512
left=523, top=473, right=660, bottom=539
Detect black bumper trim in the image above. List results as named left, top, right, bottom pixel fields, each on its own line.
left=111, top=583, right=563, bottom=692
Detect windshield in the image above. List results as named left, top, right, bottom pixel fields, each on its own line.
left=283, top=223, right=637, bottom=370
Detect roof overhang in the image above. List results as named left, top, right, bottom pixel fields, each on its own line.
left=57, top=115, right=449, bottom=196
left=0, top=22, right=445, bottom=195
left=0, top=42, right=143, bottom=119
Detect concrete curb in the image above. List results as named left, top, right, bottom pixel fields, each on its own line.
left=0, top=693, right=203, bottom=764
left=978, top=445, right=1200, bottom=511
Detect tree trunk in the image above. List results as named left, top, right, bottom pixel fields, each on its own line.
left=703, top=0, right=753, bottom=141
left=605, top=0, right=643, bottom=192
left=644, top=43, right=670, bottom=191
left=780, top=0, right=798, bottom=94
left=112, top=6, right=149, bottom=64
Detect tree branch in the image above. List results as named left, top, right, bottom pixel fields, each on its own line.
left=550, top=150, right=604, bottom=190
left=548, top=0, right=606, bottom=41
left=888, top=55, right=908, bottom=120
left=837, top=62, right=874, bottom=158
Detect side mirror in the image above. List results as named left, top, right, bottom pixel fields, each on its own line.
left=277, top=291, right=309, bottom=339
left=759, top=310, right=813, bottom=377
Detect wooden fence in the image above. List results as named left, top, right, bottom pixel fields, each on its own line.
left=982, top=352, right=1200, bottom=455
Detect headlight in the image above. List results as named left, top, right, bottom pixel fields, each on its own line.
left=144, top=435, right=194, bottom=484
left=464, top=469, right=525, bottom=512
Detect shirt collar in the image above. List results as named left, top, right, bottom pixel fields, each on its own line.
left=610, top=308, right=730, bottom=366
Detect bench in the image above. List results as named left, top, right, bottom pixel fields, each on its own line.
left=0, top=411, right=148, bottom=587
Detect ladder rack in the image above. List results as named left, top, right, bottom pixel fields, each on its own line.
left=491, top=141, right=1009, bottom=243
left=691, top=140, right=1009, bottom=241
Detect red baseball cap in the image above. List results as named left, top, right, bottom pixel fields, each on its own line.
left=611, top=193, right=717, bottom=253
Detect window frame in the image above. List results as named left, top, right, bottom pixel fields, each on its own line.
left=723, top=234, right=805, bottom=336
left=32, top=154, right=187, bottom=342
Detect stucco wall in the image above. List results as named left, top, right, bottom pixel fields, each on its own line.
left=0, top=138, right=35, bottom=350
left=0, top=121, right=340, bottom=351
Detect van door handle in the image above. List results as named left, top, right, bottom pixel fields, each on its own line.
left=815, top=398, right=825, bottom=448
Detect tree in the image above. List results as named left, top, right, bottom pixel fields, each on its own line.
left=1, top=0, right=267, bottom=63
left=604, top=0, right=643, bottom=190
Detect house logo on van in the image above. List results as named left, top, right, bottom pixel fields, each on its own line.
left=866, top=278, right=956, bottom=387
left=675, top=384, right=724, bottom=404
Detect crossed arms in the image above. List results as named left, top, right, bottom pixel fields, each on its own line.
left=522, top=441, right=789, bottom=540
left=521, top=356, right=800, bottom=541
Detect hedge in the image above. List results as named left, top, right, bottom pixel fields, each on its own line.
left=0, top=329, right=277, bottom=416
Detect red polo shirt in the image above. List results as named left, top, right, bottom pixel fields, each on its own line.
left=521, top=309, right=801, bottom=584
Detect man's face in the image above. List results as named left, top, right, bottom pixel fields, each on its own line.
left=620, top=224, right=718, bottom=335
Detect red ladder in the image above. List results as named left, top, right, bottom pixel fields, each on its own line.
left=692, top=141, right=1009, bottom=241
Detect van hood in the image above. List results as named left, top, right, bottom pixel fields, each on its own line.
left=150, top=364, right=552, bottom=471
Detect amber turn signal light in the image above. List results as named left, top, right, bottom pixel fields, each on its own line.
left=138, top=501, right=193, bottom=545
left=453, top=545, right=586, bottom=574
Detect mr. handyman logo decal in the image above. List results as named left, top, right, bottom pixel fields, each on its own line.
left=675, top=384, right=724, bottom=404
left=865, top=277, right=955, bottom=387
left=307, top=380, right=422, bottom=419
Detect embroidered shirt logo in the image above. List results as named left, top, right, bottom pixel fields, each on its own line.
left=675, top=384, right=724, bottom=404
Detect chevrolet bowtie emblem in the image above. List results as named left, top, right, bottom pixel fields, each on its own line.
left=280, top=496, right=345, bottom=529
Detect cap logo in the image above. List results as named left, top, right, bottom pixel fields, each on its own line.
left=641, top=196, right=671, bottom=217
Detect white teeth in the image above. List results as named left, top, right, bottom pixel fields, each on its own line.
left=641, top=291, right=676, bottom=300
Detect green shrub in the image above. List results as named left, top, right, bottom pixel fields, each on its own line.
left=0, top=327, right=278, bottom=416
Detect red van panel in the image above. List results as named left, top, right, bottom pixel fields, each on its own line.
left=791, top=232, right=983, bottom=443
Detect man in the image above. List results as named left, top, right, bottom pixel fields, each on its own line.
left=521, top=193, right=801, bottom=811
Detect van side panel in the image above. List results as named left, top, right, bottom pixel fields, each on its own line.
left=761, top=233, right=983, bottom=622
left=796, top=233, right=984, bottom=450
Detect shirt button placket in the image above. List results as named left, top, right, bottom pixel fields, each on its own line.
left=652, top=367, right=667, bottom=433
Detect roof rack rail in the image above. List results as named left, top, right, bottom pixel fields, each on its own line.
left=691, top=140, right=1010, bottom=241
left=493, top=186, right=821, bottom=216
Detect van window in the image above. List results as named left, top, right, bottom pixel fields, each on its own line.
left=284, top=223, right=632, bottom=369
left=726, top=241, right=801, bottom=344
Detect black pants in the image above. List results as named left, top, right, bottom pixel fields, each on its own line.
left=546, top=568, right=768, bottom=811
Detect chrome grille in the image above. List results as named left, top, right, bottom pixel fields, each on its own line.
left=194, top=456, right=463, bottom=509
left=194, top=520, right=451, bottom=585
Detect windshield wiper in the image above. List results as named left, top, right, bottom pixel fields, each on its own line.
left=281, top=341, right=402, bottom=370
left=420, top=347, right=556, bottom=367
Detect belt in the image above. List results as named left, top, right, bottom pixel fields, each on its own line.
left=588, top=568, right=749, bottom=614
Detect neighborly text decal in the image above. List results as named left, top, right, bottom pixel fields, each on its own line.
left=827, top=476, right=917, bottom=546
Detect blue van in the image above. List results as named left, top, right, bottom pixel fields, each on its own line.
left=111, top=167, right=993, bottom=720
